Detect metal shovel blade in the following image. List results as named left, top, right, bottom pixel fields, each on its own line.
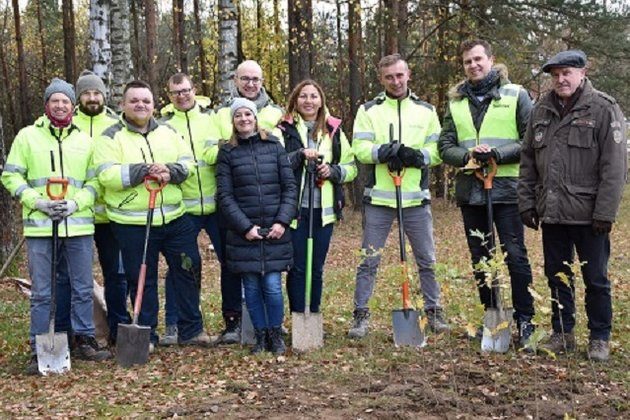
left=392, top=309, right=426, bottom=347
left=291, top=310, right=323, bottom=352
left=240, top=302, right=256, bottom=345
left=481, top=308, right=513, bottom=353
left=36, top=332, right=70, bottom=375
left=115, top=322, right=151, bottom=367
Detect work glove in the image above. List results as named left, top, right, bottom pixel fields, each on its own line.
left=398, top=145, right=424, bottom=168
left=34, top=199, right=65, bottom=220
left=592, top=219, right=612, bottom=235
left=57, top=200, right=78, bottom=218
left=472, top=149, right=497, bottom=164
left=387, top=155, right=404, bottom=173
left=377, top=143, right=401, bottom=163
left=520, top=208, right=539, bottom=230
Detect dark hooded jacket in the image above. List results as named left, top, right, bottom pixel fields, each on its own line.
left=216, top=132, right=298, bottom=274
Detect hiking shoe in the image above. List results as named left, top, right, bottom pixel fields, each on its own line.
left=426, top=308, right=451, bottom=333
left=518, top=320, right=536, bottom=349
left=74, top=336, right=112, bottom=361
left=541, top=332, right=576, bottom=354
left=252, top=329, right=268, bottom=354
left=348, top=309, right=370, bottom=339
left=220, top=316, right=241, bottom=344
left=180, top=331, right=212, bottom=347
left=159, top=324, right=178, bottom=346
left=587, top=339, right=610, bottom=362
left=268, top=327, right=286, bottom=355
left=25, top=354, right=39, bottom=376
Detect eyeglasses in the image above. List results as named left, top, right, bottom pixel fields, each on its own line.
left=168, top=88, right=193, bottom=96
left=238, top=76, right=263, bottom=85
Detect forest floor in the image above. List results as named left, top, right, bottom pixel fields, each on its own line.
left=0, top=187, right=628, bottom=418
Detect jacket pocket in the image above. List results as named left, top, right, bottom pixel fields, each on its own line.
left=531, top=119, right=550, bottom=149
left=566, top=119, right=598, bottom=185
left=563, top=184, right=596, bottom=222
left=568, top=119, right=595, bottom=148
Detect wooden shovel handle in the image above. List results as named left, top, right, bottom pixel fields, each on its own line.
left=474, top=158, right=498, bottom=190
left=46, top=177, right=69, bottom=200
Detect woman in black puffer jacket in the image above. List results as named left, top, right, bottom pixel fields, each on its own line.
left=216, top=98, right=297, bottom=355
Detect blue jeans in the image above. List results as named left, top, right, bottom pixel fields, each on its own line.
left=27, top=235, right=95, bottom=351
left=460, top=204, right=534, bottom=320
left=542, top=224, right=611, bottom=340
left=242, top=272, right=283, bottom=329
left=164, top=213, right=221, bottom=326
left=111, top=216, right=204, bottom=343
left=287, top=208, right=333, bottom=313
left=55, top=224, right=129, bottom=342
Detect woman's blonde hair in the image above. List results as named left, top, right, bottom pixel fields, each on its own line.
left=285, top=79, right=327, bottom=140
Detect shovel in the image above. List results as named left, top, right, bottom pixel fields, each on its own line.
left=388, top=125, right=426, bottom=347
left=292, top=158, right=324, bottom=352
left=36, top=177, right=71, bottom=375
left=116, top=176, right=165, bottom=367
left=476, top=159, right=513, bottom=353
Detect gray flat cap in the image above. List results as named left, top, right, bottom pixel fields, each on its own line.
left=542, top=50, right=587, bottom=73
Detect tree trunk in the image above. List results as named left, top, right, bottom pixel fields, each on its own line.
left=129, top=0, right=141, bottom=79
left=193, top=0, right=209, bottom=96
left=384, top=0, right=398, bottom=55
left=110, top=0, right=133, bottom=109
left=288, top=0, right=312, bottom=89
left=62, top=0, right=77, bottom=83
left=348, top=0, right=366, bottom=210
left=217, top=0, right=238, bottom=103
left=89, top=0, right=111, bottom=90
left=12, top=0, right=31, bottom=128
left=36, top=0, right=48, bottom=92
left=397, top=0, right=408, bottom=56
left=144, top=0, right=158, bottom=95
left=0, top=10, right=17, bottom=137
left=173, top=0, right=186, bottom=73
left=336, top=0, right=344, bottom=114
left=0, top=112, right=18, bottom=268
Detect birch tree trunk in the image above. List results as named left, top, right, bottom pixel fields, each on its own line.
left=193, top=0, right=210, bottom=96
left=110, top=0, right=133, bottom=108
left=62, top=0, right=77, bottom=83
left=89, top=0, right=111, bottom=89
left=288, top=0, right=312, bottom=89
left=217, top=0, right=238, bottom=104
left=11, top=0, right=31, bottom=128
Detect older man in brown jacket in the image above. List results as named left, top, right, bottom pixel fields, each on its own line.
left=518, top=50, right=627, bottom=361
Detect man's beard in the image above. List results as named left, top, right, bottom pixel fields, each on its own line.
left=79, top=102, right=104, bottom=117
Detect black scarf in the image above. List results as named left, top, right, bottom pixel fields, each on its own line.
left=461, top=69, right=500, bottom=105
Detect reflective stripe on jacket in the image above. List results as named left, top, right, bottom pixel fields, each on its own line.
left=352, top=90, right=442, bottom=208
left=74, top=107, right=118, bottom=223
left=159, top=100, right=218, bottom=215
left=1, top=115, right=96, bottom=237
left=93, top=116, right=192, bottom=226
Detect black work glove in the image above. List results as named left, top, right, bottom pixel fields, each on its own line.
left=398, top=145, right=424, bottom=168
left=472, top=149, right=497, bottom=164
left=387, top=155, right=404, bottom=173
left=592, top=219, right=612, bottom=235
left=520, top=209, right=539, bottom=230
left=377, top=143, right=401, bottom=163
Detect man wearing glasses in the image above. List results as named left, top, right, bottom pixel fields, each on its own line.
left=157, top=73, right=218, bottom=346
left=210, top=60, right=284, bottom=344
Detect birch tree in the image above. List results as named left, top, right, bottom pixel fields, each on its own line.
left=89, top=0, right=111, bottom=87
left=110, top=0, right=133, bottom=108
left=217, top=0, right=238, bottom=104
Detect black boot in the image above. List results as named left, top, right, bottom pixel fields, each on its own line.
left=517, top=317, right=536, bottom=350
left=268, top=326, right=286, bottom=355
left=251, top=329, right=268, bottom=354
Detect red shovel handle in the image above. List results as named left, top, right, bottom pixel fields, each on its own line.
left=388, top=168, right=406, bottom=186
left=474, top=158, right=498, bottom=190
left=144, top=176, right=167, bottom=209
left=46, top=177, right=69, bottom=200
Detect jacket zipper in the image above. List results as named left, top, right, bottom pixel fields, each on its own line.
left=50, top=127, right=69, bottom=238
left=185, top=110, right=205, bottom=215
left=142, top=133, right=165, bottom=225
left=249, top=138, right=265, bottom=276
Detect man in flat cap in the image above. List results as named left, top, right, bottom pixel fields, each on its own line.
left=518, top=50, right=627, bottom=361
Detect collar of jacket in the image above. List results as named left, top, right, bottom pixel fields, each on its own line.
left=229, top=86, right=272, bottom=110
left=448, top=64, right=511, bottom=101
left=120, top=114, right=159, bottom=134
left=159, top=96, right=211, bottom=117
left=375, top=89, right=420, bottom=106
left=279, top=113, right=342, bottom=138
left=538, top=78, right=593, bottom=115
left=35, top=114, right=79, bottom=136
left=74, top=106, right=117, bottom=122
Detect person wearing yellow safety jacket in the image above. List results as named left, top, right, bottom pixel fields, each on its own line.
left=157, top=72, right=218, bottom=346
left=93, top=80, right=210, bottom=348
left=53, top=70, right=128, bottom=347
left=438, top=40, right=535, bottom=347
left=278, top=79, right=357, bottom=315
left=1, top=78, right=111, bottom=375
left=206, top=60, right=284, bottom=344
left=348, top=54, right=449, bottom=340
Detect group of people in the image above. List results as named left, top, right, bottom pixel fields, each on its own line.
left=1, top=39, right=626, bottom=376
